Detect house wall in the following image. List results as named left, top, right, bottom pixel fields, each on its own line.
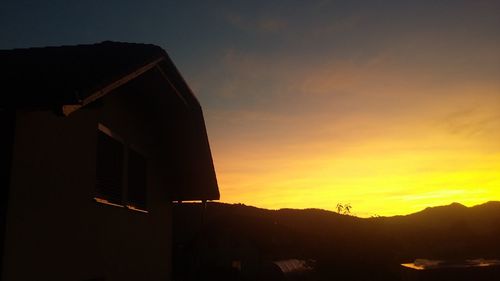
left=0, top=109, right=16, bottom=279
left=2, top=68, right=191, bottom=281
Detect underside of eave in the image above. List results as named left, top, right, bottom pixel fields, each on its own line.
left=61, top=56, right=166, bottom=116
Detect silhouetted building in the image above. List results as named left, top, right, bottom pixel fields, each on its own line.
left=0, top=41, right=219, bottom=281
left=260, top=259, right=315, bottom=281
left=401, top=259, right=500, bottom=281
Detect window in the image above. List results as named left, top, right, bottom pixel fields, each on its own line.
left=95, top=124, right=148, bottom=212
left=96, top=128, right=124, bottom=206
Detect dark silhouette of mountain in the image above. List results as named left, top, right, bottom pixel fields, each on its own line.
left=173, top=201, right=500, bottom=281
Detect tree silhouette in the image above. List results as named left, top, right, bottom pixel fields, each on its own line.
left=344, top=203, right=352, bottom=215
left=336, top=203, right=344, bottom=214
left=335, top=203, right=352, bottom=215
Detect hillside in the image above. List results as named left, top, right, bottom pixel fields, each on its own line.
left=173, top=201, right=500, bottom=280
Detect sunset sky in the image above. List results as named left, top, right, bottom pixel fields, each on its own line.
left=2, top=1, right=499, bottom=216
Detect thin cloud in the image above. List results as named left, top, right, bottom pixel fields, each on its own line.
left=434, top=105, right=500, bottom=139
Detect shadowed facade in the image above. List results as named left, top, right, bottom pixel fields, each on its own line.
left=0, top=41, right=219, bottom=281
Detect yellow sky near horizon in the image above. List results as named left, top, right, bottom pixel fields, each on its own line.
left=212, top=123, right=500, bottom=217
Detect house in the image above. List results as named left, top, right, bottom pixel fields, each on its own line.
left=0, top=41, right=219, bottom=281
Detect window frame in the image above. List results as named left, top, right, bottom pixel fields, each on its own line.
left=94, top=123, right=149, bottom=213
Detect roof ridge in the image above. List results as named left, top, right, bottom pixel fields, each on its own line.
left=0, top=41, right=165, bottom=52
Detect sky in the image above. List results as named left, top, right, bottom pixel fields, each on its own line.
left=2, top=0, right=499, bottom=217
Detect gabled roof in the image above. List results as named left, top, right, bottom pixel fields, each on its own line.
left=0, top=41, right=219, bottom=201
left=0, top=41, right=197, bottom=115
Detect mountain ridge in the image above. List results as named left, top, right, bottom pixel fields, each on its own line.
left=213, top=200, right=500, bottom=219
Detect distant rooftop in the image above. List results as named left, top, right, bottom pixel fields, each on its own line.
left=402, top=259, right=500, bottom=270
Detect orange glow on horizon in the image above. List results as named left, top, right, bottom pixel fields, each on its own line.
left=213, top=139, right=500, bottom=217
